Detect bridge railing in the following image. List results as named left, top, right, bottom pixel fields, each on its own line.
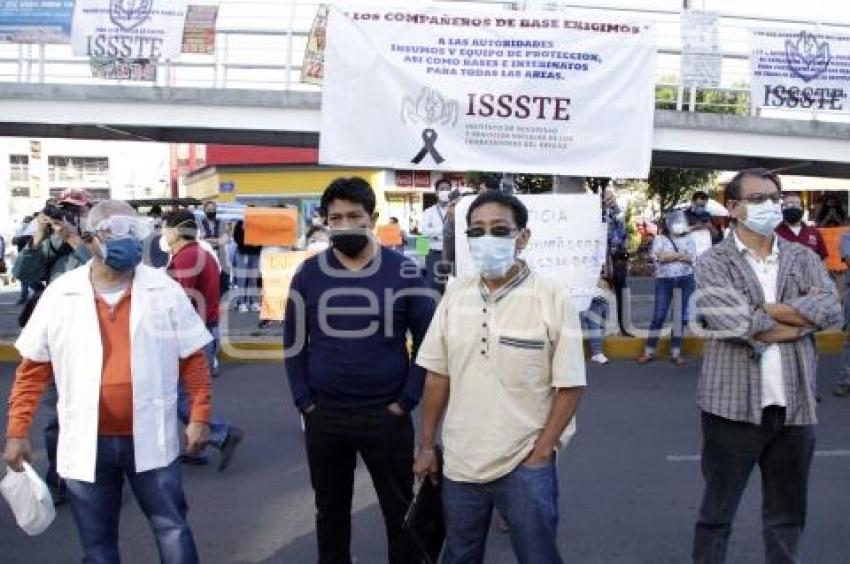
left=0, top=1, right=847, bottom=119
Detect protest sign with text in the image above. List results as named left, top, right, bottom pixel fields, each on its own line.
left=751, top=27, right=850, bottom=113
left=320, top=7, right=656, bottom=178
left=454, top=193, right=606, bottom=311
left=182, top=5, right=218, bottom=55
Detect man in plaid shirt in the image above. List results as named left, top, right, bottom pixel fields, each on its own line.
left=692, top=168, right=841, bottom=564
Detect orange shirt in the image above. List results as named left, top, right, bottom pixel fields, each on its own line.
left=6, top=292, right=211, bottom=439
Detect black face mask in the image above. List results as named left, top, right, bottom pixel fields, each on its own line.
left=331, top=231, right=370, bottom=258
left=783, top=208, right=804, bottom=224
left=205, top=211, right=216, bottom=220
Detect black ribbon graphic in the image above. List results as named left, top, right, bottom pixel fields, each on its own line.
left=411, top=128, right=444, bottom=165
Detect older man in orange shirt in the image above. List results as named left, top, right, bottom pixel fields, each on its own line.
left=4, top=200, right=212, bottom=564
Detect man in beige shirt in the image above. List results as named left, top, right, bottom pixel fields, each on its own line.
left=413, top=191, right=586, bottom=563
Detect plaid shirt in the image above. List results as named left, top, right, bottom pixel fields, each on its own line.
left=695, top=232, right=842, bottom=425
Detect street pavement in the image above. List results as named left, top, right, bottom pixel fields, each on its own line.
left=2, top=356, right=850, bottom=563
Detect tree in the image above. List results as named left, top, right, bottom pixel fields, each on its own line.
left=514, top=174, right=552, bottom=194
left=648, top=167, right=718, bottom=212
left=464, top=172, right=553, bottom=194
left=656, top=75, right=750, bottom=116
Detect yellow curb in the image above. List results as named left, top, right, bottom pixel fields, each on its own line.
left=0, top=331, right=845, bottom=364
left=597, top=330, right=846, bottom=359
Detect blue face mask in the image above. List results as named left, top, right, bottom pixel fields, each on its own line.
left=743, top=201, right=782, bottom=237
left=100, top=238, right=143, bottom=273
left=469, top=235, right=517, bottom=279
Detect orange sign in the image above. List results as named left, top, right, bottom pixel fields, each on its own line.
left=259, top=251, right=308, bottom=321
left=819, top=226, right=850, bottom=272
left=245, top=208, right=298, bottom=246
left=377, top=224, right=403, bottom=246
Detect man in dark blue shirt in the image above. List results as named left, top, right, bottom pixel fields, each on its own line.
left=284, top=177, right=436, bottom=564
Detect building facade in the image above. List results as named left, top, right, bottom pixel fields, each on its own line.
left=0, top=137, right=171, bottom=229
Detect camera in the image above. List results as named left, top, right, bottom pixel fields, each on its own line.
left=43, top=202, right=80, bottom=227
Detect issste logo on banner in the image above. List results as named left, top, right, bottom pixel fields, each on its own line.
left=72, top=0, right=187, bottom=59
left=110, top=0, right=153, bottom=32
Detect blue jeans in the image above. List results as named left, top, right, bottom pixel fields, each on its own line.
left=441, top=456, right=562, bottom=564
left=65, top=437, right=199, bottom=564
left=234, top=253, right=260, bottom=306
left=18, top=280, right=32, bottom=303
left=645, top=275, right=695, bottom=356
left=581, top=296, right=608, bottom=356
left=178, top=387, right=229, bottom=452
left=204, top=324, right=220, bottom=376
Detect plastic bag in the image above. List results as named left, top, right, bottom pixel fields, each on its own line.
left=0, top=462, right=56, bottom=536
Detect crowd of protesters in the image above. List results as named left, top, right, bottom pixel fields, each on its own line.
left=1, top=168, right=849, bottom=564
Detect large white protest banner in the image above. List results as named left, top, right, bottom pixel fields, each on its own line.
left=72, top=0, right=188, bottom=59
left=320, top=7, right=656, bottom=178
left=751, top=27, right=850, bottom=113
left=454, top=193, right=605, bottom=311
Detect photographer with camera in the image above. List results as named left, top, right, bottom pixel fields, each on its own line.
left=12, top=188, right=94, bottom=505
left=15, top=189, right=94, bottom=294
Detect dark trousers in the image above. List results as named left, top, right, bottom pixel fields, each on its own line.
left=693, top=409, right=815, bottom=564
left=426, top=250, right=447, bottom=295
left=304, top=405, right=416, bottom=564
left=42, top=381, right=64, bottom=497
left=65, top=437, right=198, bottom=564
left=612, top=260, right=629, bottom=334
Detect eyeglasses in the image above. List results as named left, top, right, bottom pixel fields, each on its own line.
left=465, top=226, right=518, bottom=239
left=739, top=193, right=783, bottom=205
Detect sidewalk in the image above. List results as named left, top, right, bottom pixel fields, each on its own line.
left=0, top=277, right=656, bottom=340
left=0, top=278, right=844, bottom=362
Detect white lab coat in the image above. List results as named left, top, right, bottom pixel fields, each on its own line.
left=15, top=264, right=212, bottom=483
left=420, top=204, right=447, bottom=252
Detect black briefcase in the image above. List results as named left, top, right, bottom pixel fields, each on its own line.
left=403, top=447, right=445, bottom=564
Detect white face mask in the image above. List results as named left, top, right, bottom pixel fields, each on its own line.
left=159, top=234, right=171, bottom=254
left=669, top=223, right=689, bottom=237
left=743, top=201, right=782, bottom=236
left=437, top=190, right=451, bottom=204
left=469, top=235, right=517, bottom=279
left=306, top=240, right=330, bottom=253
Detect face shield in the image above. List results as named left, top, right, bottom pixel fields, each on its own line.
left=89, top=215, right=152, bottom=242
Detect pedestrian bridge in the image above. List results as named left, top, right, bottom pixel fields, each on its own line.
left=0, top=1, right=849, bottom=177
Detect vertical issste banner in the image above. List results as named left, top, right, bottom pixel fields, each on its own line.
left=320, top=7, right=656, bottom=177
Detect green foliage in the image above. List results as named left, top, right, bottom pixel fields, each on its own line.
left=656, top=76, right=750, bottom=115
left=648, top=167, right=718, bottom=212
left=624, top=202, right=640, bottom=255
left=464, top=171, right=487, bottom=189
left=514, top=175, right=552, bottom=194
left=464, top=172, right=553, bottom=194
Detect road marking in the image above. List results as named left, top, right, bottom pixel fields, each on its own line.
left=666, top=455, right=701, bottom=462
left=813, top=449, right=850, bottom=457
left=667, top=449, right=850, bottom=462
